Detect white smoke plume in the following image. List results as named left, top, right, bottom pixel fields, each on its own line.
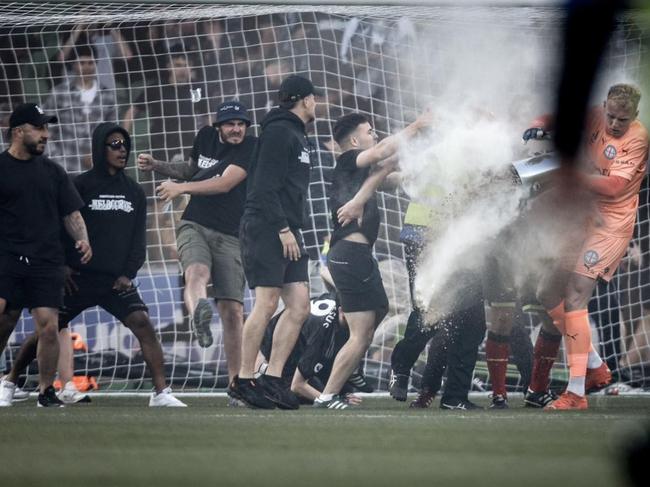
left=396, top=11, right=558, bottom=322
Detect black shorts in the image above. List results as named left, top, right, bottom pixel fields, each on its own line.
left=240, top=216, right=309, bottom=289
left=0, top=255, right=64, bottom=309
left=327, top=240, right=388, bottom=313
left=59, top=273, right=148, bottom=328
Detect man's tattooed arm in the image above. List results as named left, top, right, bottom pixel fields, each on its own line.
left=63, top=211, right=93, bottom=264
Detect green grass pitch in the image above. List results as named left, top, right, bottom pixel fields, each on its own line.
left=1, top=395, right=648, bottom=487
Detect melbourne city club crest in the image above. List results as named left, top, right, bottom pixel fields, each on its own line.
left=584, top=250, right=600, bottom=268
left=603, top=144, right=617, bottom=160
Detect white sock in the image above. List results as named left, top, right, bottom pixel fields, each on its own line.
left=566, top=376, right=586, bottom=396
left=318, top=393, right=333, bottom=402
left=587, top=349, right=603, bottom=369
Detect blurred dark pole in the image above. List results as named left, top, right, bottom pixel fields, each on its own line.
left=555, top=0, right=628, bottom=163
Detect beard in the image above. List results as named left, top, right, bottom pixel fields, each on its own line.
left=224, top=134, right=243, bottom=145
left=24, top=140, right=45, bottom=156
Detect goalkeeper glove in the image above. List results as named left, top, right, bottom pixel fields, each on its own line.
left=522, top=127, right=549, bottom=142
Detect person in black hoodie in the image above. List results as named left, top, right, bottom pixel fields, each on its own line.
left=3, top=123, right=186, bottom=407
left=229, top=75, right=319, bottom=409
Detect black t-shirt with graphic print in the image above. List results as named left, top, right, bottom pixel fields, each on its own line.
left=181, top=126, right=256, bottom=236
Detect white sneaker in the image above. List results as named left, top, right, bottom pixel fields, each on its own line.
left=0, top=377, right=16, bottom=407
left=149, top=387, right=187, bottom=407
left=13, top=386, right=30, bottom=402
left=57, top=382, right=91, bottom=404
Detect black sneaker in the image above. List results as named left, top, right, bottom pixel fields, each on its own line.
left=257, top=374, right=300, bottom=410
left=389, top=370, right=409, bottom=401
left=347, top=371, right=374, bottom=393
left=439, top=397, right=483, bottom=410
left=313, top=394, right=350, bottom=410
left=489, top=394, right=509, bottom=409
left=37, top=386, right=65, bottom=408
left=523, top=388, right=558, bottom=408
left=228, top=376, right=275, bottom=409
left=192, top=298, right=213, bottom=348
left=409, top=387, right=435, bottom=409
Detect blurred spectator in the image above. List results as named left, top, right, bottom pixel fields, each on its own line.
left=0, top=28, right=62, bottom=106
left=0, top=101, right=11, bottom=149
left=58, top=24, right=134, bottom=92
left=128, top=47, right=210, bottom=162
left=164, top=20, right=202, bottom=56
left=120, top=22, right=168, bottom=88
left=199, top=19, right=237, bottom=107
left=43, top=44, right=118, bottom=173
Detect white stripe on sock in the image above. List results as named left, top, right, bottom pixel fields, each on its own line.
left=567, top=376, right=586, bottom=396
left=587, top=349, right=604, bottom=369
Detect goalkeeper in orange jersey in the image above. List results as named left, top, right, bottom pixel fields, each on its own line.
left=524, top=83, right=649, bottom=410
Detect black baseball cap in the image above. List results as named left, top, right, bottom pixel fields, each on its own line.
left=278, top=75, right=323, bottom=104
left=213, top=100, right=251, bottom=127
left=9, top=103, right=58, bottom=129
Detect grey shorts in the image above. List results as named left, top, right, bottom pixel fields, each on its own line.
left=176, top=220, right=245, bottom=303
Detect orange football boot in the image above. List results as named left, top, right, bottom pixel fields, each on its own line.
left=585, top=362, right=612, bottom=393
left=544, top=391, right=588, bottom=411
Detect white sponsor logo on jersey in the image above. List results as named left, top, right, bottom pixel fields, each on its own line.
left=198, top=154, right=220, bottom=169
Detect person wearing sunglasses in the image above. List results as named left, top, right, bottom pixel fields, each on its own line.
left=1, top=122, right=186, bottom=407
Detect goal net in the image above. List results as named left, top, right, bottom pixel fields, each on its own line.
left=0, top=1, right=648, bottom=393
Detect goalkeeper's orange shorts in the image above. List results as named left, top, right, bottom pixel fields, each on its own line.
left=572, top=230, right=630, bottom=282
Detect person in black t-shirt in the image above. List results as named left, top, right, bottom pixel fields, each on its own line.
left=0, top=103, right=92, bottom=408
left=229, top=75, right=319, bottom=411
left=1, top=123, right=186, bottom=408
left=313, top=111, right=431, bottom=409
left=137, top=101, right=256, bottom=383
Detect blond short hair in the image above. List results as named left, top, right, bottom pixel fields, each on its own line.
left=607, top=83, right=642, bottom=113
